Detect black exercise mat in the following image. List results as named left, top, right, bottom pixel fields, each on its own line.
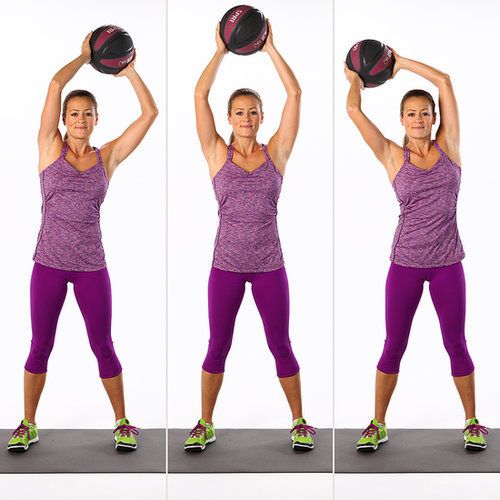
left=0, top=429, right=165, bottom=473
left=168, top=428, right=332, bottom=473
left=335, top=428, right=499, bottom=473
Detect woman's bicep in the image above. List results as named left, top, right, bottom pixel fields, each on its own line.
left=349, top=108, right=392, bottom=164
left=38, top=80, right=63, bottom=147
left=195, top=94, right=224, bottom=159
left=436, top=75, right=460, bottom=145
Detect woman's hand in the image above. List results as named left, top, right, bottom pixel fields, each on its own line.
left=261, top=19, right=274, bottom=53
left=114, top=52, right=136, bottom=78
left=81, top=32, right=92, bottom=64
left=344, top=63, right=364, bottom=89
left=389, top=47, right=402, bottom=79
left=215, top=23, right=228, bottom=55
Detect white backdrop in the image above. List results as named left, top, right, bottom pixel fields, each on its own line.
left=0, top=0, right=165, bottom=428
left=335, top=0, right=500, bottom=428
left=168, top=0, right=333, bottom=428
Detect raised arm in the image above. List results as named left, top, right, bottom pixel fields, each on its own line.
left=38, top=33, right=92, bottom=167
left=393, top=53, right=460, bottom=160
left=345, top=65, right=400, bottom=178
left=100, top=59, right=159, bottom=180
left=194, top=24, right=228, bottom=175
left=265, top=22, right=301, bottom=175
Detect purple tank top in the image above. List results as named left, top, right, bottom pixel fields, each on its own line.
left=212, top=144, right=284, bottom=273
left=391, top=141, right=465, bottom=267
left=33, top=142, right=109, bottom=271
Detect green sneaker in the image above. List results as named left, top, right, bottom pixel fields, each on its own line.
left=114, top=418, right=139, bottom=451
left=290, top=417, right=316, bottom=451
left=356, top=418, right=388, bottom=452
left=184, top=418, right=216, bottom=452
left=7, top=419, right=39, bottom=453
left=463, top=418, right=488, bottom=451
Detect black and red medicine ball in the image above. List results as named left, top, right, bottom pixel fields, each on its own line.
left=346, top=40, right=395, bottom=88
left=220, top=5, right=268, bottom=55
left=90, top=25, right=135, bottom=75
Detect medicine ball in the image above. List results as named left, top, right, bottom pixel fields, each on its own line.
left=90, top=25, right=135, bottom=75
left=346, top=40, right=395, bottom=88
left=220, top=5, right=268, bottom=55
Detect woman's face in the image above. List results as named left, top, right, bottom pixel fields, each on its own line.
left=228, top=95, right=263, bottom=139
left=400, top=96, right=435, bottom=141
left=64, top=97, right=98, bottom=140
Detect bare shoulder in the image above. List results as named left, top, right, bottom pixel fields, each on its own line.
left=265, top=139, right=286, bottom=174
left=208, top=139, right=229, bottom=179
left=435, top=134, right=461, bottom=167
left=385, top=140, right=405, bottom=181
left=38, top=135, right=65, bottom=173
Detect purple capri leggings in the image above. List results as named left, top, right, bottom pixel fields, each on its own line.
left=202, top=266, right=300, bottom=378
left=25, top=263, right=122, bottom=379
left=377, top=262, right=474, bottom=377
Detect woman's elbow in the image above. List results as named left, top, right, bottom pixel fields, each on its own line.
left=288, top=87, right=302, bottom=101
left=440, top=73, right=452, bottom=87
left=49, top=78, right=63, bottom=92
left=346, top=103, right=360, bottom=118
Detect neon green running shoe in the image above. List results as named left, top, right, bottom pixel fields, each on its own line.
left=184, top=418, right=216, bottom=452
left=7, top=418, right=39, bottom=453
left=291, top=417, right=316, bottom=451
left=463, top=418, right=488, bottom=451
left=356, top=418, right=388, bottom=452
left=114, top=418, right=139, bottom=451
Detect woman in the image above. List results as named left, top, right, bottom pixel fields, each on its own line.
left=345, top=51, right=487, bottom=452
left=7, top=33, right=158, bottom=452
left=184, top=23, right=315, bottom=452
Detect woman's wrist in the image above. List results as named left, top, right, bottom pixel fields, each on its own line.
left=78, top=53, right=90, bottom=65
left=265, top=43, right=277, bottom=55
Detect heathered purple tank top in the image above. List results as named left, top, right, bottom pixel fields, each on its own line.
left=33, top=142, right=109, bottom=271
left=212, top=144, right=284, bottom=273
left=391, top=141, right=465, bottom=268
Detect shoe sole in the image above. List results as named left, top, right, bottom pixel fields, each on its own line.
left=290, top=435, right=314, bottom=451
left=356, top=435, right=388, bottom=452
left=464, top=435, right=487, bottom=451
left=184, top=436, right=216, bottom=452
left=7, top=435, right=39, bottom=453
left=115, top=443, right=138, bottom=452
left=114, top=435, right=138, bottom=452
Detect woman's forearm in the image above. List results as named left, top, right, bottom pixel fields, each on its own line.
left=397, top=56, right=451, bottom=89
left=125, top=68, right=158, bottom=118
left=51, top=54, right=87, bottom=89
left=266, top=44, right=301, bottom=97
left=346, top=76, right=363, bottom=117
left=195, top=50, right=226, bottom=99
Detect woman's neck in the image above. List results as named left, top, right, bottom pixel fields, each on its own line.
left=66, top=137, right=92, bottom=157
left=406, top=137, right=433, bottom=156
left=232, top=137, right=261, bottom=157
